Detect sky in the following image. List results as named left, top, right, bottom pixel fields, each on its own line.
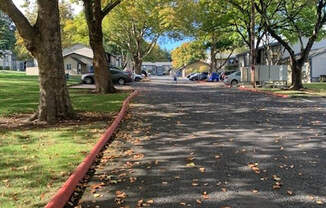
left=13, top=0, right=185, bottom=51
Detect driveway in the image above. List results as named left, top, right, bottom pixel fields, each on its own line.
left=78, top=76, right=326, bottom=208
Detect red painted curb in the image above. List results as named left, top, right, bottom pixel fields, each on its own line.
left=238, top=87, right=289, bottom=98
left=45, top=90, right=139, bottom=208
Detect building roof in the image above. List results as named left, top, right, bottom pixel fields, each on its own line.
left=282, top=47, right=326, bottom=61
left=63, top=44, right=94, bottom=59
left=142, top=62, right=172, bottom=66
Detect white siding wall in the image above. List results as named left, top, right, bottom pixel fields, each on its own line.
left=312, top=53, right=326, bottom=79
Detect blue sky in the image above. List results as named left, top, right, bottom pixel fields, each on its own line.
left=158, top=37, right=194, bottom=51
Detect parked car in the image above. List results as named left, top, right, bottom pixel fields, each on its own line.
left=224, top=71, right=241, bottom=87
left=187, top=72, right=197, bottom=79
left=81, top=68, right=132, bottom=85
left=220, top=70, right=237, bottom=81
left=207, top=72, right=220, bottom=82
left=133, top=73, right=143, bottom=82
left=189, top=72, right=208, bottom=81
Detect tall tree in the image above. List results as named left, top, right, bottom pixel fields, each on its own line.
left=103, top=0, right=172, bottom=74
left=171, top=41, right=206, bottom=69
left=255, top=0, right=326, bottom=89
left=197, top=0, right=240, bottom=72
left=0, top=0, right=74, bottom=123
left=82, top=0, right=122, bottom=93
left=0, top=10, right=15, bottom=52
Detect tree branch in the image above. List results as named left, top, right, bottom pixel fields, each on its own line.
left=102, top=0, right=122, bottom=18
left=0, top=0, right=35, bottom=40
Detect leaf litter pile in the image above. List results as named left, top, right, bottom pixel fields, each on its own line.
left=69, top=112, right=155, bottom=208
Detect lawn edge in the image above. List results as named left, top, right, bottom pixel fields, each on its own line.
left=238, top=86, right=289, bottom=98
left=45, top=90, right=139, bottom=208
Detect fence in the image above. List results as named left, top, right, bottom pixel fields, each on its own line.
left=241, top=65, right=288, bottom=85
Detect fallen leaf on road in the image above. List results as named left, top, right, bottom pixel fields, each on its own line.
left=116, top=191, right=127, bottom=199
left=202, top=192, right=209, bottom=199
left=316, top=200, right=324, bottom=205
left=287, top=190, right=294, bottom=195
left=186, top=162, right=196, bottom=167
left=133, top=154, right=144, bottom=160
left=199, top=168, right=205, bottom=173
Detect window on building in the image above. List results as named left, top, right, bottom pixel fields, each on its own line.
left=66, top=64, right=72, bottom=70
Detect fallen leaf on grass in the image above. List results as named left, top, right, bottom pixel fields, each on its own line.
left=93, top=193, right=103, bottom=198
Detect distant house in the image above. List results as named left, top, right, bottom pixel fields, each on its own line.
left=26, top=44, right=122, bottom=76
left=177, top=61, right=210, bottom=77
left=142, top=62, right=172, bottom=75
left=237, top=38, right=326, bottom=82
left=0, top=50, right=27, bottom=71
left=206, top=53, right=238, bottom=71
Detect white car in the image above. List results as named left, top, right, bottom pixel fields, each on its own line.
left=224, top=71, right=241, bottom=87
left=132, top=73, right=144, bottom=82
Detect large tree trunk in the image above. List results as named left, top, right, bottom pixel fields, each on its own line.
left=90, top=39, right=115, bottom=93
left=84, top=1, right=115, bottom=94
left=0, top=0, right=74, bottom=123
left=134, top=56, right=142, bottom=75
left=290, top=61, right=304, bottom=90
left=210, top=47, right=217, bottom=73
left=34, top=1, right=74, bottom=123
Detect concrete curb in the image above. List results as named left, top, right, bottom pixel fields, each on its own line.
left=238, top=87, right=289, bottom=98
left=45, top=90, right=139, bottom=208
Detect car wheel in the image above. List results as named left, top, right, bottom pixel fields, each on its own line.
left=231, top=80, right=238, bottom=87
left=118, top=78, right=126, bottom=85
left=135, top=77, right=141, bottom=82
left=84, top=77, right=94, bottom=84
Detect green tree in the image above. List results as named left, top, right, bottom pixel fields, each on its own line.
left=171, top=41, right=206, bottom=69
left=255, top=0, right=326, bottom=89
left=103, top=0, right=173, bottom=74
left=0, top=10, right=15, bottom=52
left=143, top=45, right=171, bottom=62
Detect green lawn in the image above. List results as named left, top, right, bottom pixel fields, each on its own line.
left=0, top=72, right=129, bottom=208
left=260, top=88, right=326, bottom=97
left=304, top=82, right=326, bottom=92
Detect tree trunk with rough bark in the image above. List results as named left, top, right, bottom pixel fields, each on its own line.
left=210, top=47, right=217, bottom=73
left=290, top=57, right=304, bottom=90
left=0, top=0, right=74, bottom=123
left=134, top=56, right=142, bottom=75
left=84, top=0, right=115, bottom=94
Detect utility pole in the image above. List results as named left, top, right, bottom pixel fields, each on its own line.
left=250, top=0, right=256, bottom=87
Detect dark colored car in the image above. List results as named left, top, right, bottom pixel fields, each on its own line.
left=189, top=72, right=208, bottom=81
left=81, top=68, right=132, bottom=85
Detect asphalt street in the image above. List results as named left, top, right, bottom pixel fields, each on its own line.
left=78, top=76, right=326, bottom=208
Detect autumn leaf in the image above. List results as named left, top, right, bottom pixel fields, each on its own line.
left=186, top=162, right=196, bottom=167
left=199, top=167, right=205, bottom=173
